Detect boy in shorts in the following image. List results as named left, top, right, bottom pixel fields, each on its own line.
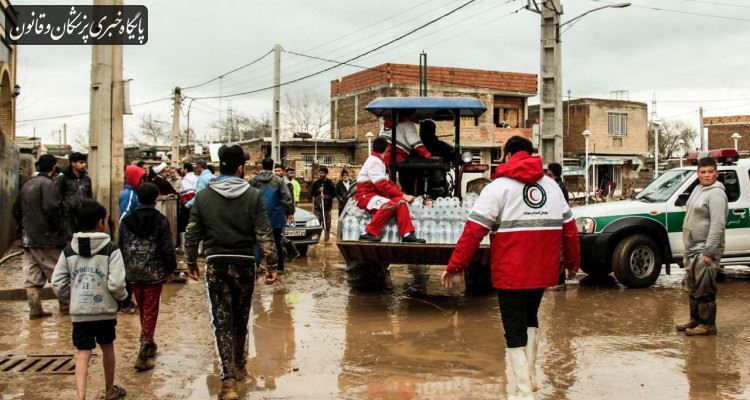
left=52, top=200, right=128, bottom=400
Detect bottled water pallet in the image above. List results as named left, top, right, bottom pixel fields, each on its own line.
left=337, top=194, right=490, bottom=266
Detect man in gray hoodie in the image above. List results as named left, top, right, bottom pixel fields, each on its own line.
left=677, top=157, right=727, bottom=336
left=185, top=145, right=278, bottom=400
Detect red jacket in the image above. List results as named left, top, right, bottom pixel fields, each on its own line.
left=355, top=152, right=403, bottom=210
left=446, top=152, right=580, bottom=289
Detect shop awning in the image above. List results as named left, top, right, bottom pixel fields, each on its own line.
left=562, top=166, right=585, bottom=176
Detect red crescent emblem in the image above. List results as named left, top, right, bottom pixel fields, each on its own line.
left=529, top=188, right=539, bottom=202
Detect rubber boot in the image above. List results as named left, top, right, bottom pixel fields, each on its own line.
left=676, top=296, right=700, bottom=331
left=27, top=287, right=51, bottom=319
left=59, top=301, right=70, bottom=316
left=507, top=347, right=534, bottom=400
left=526, top=328, right=539, bottom=392
left=686, top=301, right=717, bottom=336
left=219, top=378, right=239, bottom=400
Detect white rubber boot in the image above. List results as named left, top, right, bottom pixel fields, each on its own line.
left=527, top=327, right=538, bottom=392
left=507, top=347, right=535, bottom=400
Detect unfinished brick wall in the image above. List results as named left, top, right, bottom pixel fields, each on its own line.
left=705, top=116, right=750, bottom=152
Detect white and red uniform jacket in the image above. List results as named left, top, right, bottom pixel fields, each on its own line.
left=446, top=151, right=580, bottom=289
left=379, top=121, right=432, bottom=164
left=355, top=152, right=404, bottom=211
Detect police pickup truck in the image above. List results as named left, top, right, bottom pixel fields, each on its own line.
left=573, top=149, right=750, bottom=288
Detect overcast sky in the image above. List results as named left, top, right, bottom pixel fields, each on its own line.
left=12, top=0, right=750, bottom=149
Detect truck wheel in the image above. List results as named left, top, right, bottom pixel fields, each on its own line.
left=346, top=262, right=390, bottom=292
left=296, top=245, right=308, bottom=257
left=464, top=261, right=493, bottom=295
left=612, top=234, right=662, bottom=288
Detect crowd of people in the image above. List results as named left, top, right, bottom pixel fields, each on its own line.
left=9, top=136, right=727, bottom=400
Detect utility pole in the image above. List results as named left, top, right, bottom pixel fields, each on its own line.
left=171, top=87, right=181, bottom=166
left=528, top=0, right=564, bottom=164
left=89, top=0, right=124, bottom=232
left=699, top=106, right=705, bottom=151
left=63, top=123, right=67, bottom=145
left=272, top=44, right=282, bottom=162
left=419, top=51, right=428, bottom=97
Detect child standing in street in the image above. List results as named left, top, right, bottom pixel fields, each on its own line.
left=52, top=200, right=128, bottom=400
left=119, top=183, right=177, bottom=370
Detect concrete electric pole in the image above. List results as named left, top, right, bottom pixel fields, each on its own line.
left=528, top=0, right=564, bottom=164
left=89, top=0, right=125, bottom=231
left=699, top=106, right=706, bottom=151
left=171, top=87, right=182, bottom=165
left=272, top=44, right=282, bottom=162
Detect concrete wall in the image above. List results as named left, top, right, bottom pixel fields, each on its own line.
left=0, top=133, right=20, bottom=254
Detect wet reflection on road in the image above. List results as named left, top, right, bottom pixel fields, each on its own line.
left=1, top=242, right=750, bottom=399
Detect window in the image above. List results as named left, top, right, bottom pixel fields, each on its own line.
left=493, top=107, right=520, bottom=128
left=680, top=170, right=741, bottom=204
left=608, top=113, right=627, bottom=136
left=303, top=154, right=333, bottom=166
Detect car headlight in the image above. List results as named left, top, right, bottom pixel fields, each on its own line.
left=576, top=217, right=596, bottom=234
left=461, top=150, right=473, bottom=164
left=306, top=219, right=320, bottom=227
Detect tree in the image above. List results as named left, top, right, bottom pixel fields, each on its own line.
left=282, top=92, right=330, bottom=139
left=210, top=108, right=270, bottom=143
left=649, top=120, right=697, bottom=159
left=139, top=114, right=169, bottom=146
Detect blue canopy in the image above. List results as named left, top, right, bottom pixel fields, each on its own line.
left=364, top=97, right=486, bottom=119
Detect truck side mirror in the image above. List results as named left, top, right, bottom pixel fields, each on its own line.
left=675, top=192, right=690, bottom=207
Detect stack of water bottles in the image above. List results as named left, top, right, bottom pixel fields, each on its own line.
left=341, top=192, right=489, bottom=244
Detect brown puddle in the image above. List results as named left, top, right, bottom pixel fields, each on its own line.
left=1, top=243, right=750, bottom=399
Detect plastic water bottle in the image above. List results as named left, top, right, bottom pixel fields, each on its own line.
left=438, top=221, right=452, bottom=243
left=413, top=220, right=423, bottom=240
left=358, top=219, right=367, bottom=238
left=422, top=220, right=436, bottom=243
left=342, top=216, right=356, bottom=241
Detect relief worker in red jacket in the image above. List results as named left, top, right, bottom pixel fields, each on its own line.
left=442, top=136, right=580, bottom=399
left=355, top=137, right=425, bottom=243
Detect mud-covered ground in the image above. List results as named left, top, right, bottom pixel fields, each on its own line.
left=1, top=241, right=750, bottom=399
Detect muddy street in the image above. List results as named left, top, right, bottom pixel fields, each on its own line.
left=1, top=243, right=750, bottom=399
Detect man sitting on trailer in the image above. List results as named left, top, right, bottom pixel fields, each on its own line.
left=379, top=110, right=435, bottom=164
left=355, top=137, right=426, bottom=243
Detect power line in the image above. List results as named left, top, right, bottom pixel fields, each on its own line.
left=181, top=49, right=275, bottom=91
left=17, top=97, right=172, bottom=123
left=190, top=0, right=480, bottom=100
left=592, top=0, right=750, bottom=21
left=670, top=0, right=750, bottom=9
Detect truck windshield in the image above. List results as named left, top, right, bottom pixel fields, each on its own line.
left=636, top=170, right=695, bottom=203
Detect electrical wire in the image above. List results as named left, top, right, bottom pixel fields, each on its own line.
left=17, top=96, right=172, bottom=123
left=181, top=49, right=275, bottom=91
left=190, top=0, right=479, bottom=101
left=592, top=0, right=750, bottom=22
left=670, top=0, right=750, bottom=9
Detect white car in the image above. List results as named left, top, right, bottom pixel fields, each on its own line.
left=573, top=149, right=750, bottom=288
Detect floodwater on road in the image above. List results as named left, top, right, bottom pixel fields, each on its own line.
left=1, top=243, right=750, bottom=399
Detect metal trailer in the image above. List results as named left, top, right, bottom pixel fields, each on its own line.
left=337, top=97, right=493, bottom=292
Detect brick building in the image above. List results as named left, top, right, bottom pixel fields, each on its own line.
left=330, top=63, right=537, bottom=170
left=530, top=98, right=649, bottom=196
left=0, top=1, right=18, bottom=139
left=704, top=115, right=750, bottom=155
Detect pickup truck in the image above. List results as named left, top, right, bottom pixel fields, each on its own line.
left=573, top=149, right=750, bottom=288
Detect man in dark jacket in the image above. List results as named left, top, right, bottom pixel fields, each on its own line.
left=12, top=154, right=67, bottom=319
left=57, top=152, right=93, bottom=241
left=119, top=183, right=177, bottom=371
left=335, top=169, right=352, bottom=215
left=185, top=145, right=278, bottom=400
left=251, top=158, right=294, bottom=273
left=311, top=166, right=336, bottom=241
